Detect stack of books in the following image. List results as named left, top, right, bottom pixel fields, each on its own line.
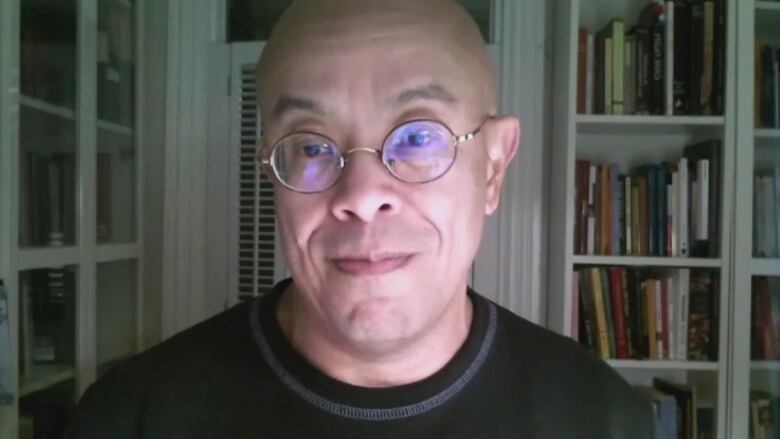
left=753, top=165, right=780, bottom=258
left=573, top=266, right=718, bottom=361
left=577, top=0, right=726, bottom=116
left=750, top=391, right=780, bottom=439
left=752, top=276, right=780, bottom=360
left=574, top=140, right=721, bottom=258
left=636, top=379, right=714, bottom=439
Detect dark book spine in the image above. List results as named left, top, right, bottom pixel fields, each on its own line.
left=577, top=28, right=588, bottom=114
left=618, top=175, right=627, bottom=254
left=578, top=270, right=596, bottom=353
left=689, top=1, right=704, bottom=114
left=595, top=30, right=605, bottom=114
left=712, top=0, right=726, bottom=114
left=627, top=269, right=643, bottom=358
left=610, top=267, right=629, bottom=358
left=673, top=1, right=690, bottom=115
left=650, top=20, right=665, bottom=115
left=688, top=269, right=714, bottom=361
left=646, top=166, right=658, bottom=256
left=635, top=27, right=651, bottom=114
left=600, top=267, right=617, bottom=357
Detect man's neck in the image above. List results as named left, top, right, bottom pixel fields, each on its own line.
left=275, top=285, right=474, bottom=388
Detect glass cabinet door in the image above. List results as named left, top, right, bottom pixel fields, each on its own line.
left=749, top=3, right=780, bottom=438
left=97, top=0, right=136, bottom=244
left=19, top=0, right=78, bottom=249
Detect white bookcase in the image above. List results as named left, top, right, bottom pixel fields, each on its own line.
left=0, top=0, right=145, bottom=437
left=732, top=2, right=780, bottom=439
left=549, top=1, right=736, bottom=437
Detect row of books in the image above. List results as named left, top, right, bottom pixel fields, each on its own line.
left=756, top=43, right=780, bottom=129
left=751, top=391, right=780, bottom=439
left=752, top=276, right=780, bottom=361
left=574, top=266, right=718, bottom=361
left=754, top=165, right=780, bottom=258
left=577, top=0, right=726, bottom=116
left=574, top=140, right=721, bottom=257
left=636, top=378, right=714, bottom=439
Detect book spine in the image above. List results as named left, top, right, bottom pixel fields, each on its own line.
left=590, top=268, right=611, bottom=358
left=586, top=33, right=595, bottom=114
left=621, top=269, right=634, bottom=358
left=612, top=165, right=622, bottom=255
left=665, top=1, right=675, bottom=115
left=624, top=36, right=636, bottom=115
left=636, top=27, right=651, bottom=114
left=577, top=28, right=588, bottom=114
left=697, top=160, right=710, bottom=242
left=579, top=270, right=596, bottom=352
left=657, top=165, right=668, bottom=256
left=651, top=19, right=665, bottom=114
left=625, top=175, right=633, bottom=255
left=612, top=20, right=625, bottom=115
left=601, top=268, right=617, bottom=357
left=671, top=170, right=678, bottom=256
left=673, top=1, right=690, bottom=115
left=648, top=167, right=658, bottom=256
left=701, top=1, right=715, bottom=115
left=647, top=278, right=658, bottom=359
left=640, top=176, right=650, bottom=256
left=605, top=37, right=614, bottom=114
left=610, top=267, right=629, bottom=359
left=588, top=165, right=597, bottom=254
left=679, top=157, right=689, bottom=256
left=689, top=2, right=704, bottom=114
left=572, top=271, right=580, bottom=340
left=655, top=278, right=664, bottom=359
left=665, top=276, right=674, bottom=360
left=679, top=269, right=690, bottom=360
left=713, top=0, right=725, bottom=114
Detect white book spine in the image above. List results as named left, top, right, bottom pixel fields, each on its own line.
left=679, top=158, right=689, bottom=256
left=697, top=160, right=710, bottom=241
left=625, top=176, right=632, bottom=255
left=665, top=1, right=675, bottom=116
left=679, top=269, right=690, bottom=360
left=586, top=34, right=595, bottom=115
left=655, top=280, right=664, bottom=360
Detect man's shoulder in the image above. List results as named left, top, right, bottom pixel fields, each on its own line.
left=484, top=297, right=655, bottom=435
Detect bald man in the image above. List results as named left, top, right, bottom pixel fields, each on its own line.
left=69, top=1, right=655, bottom=438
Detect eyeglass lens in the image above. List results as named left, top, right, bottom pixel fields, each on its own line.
left=270, top=120, right=457, bottom=193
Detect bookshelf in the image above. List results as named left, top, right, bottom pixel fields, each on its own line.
left=550, top=0, right=734, bottom=437
left=733, top=1, right=780, bottom=438
left=0, top=0, right=144, bottom=437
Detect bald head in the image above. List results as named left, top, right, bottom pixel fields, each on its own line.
left=256, top=0, right=496, bottom=126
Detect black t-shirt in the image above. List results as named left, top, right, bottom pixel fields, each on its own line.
left=68, top=279, right=655, bottom=438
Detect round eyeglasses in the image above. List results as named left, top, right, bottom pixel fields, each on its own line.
left=259, top=119, right=487, bottom=194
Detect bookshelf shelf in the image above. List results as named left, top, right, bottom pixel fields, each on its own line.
left=750, top=258, right=780, bottom=276
left=606, top=359, right=719, bottom=371
left=751, top=360, right=780, bottom=371
left=576, top=115, right=725, bottom=136
left=755, top=129, right=780, bottom=139
left=98, top=119, right=133, bottom=136
left=19, top=364, right=74, bottom=397
left=756, top=1, right=780, bottom=12
left=572, top=255, right=722, bottom=268
left=20, top=95, right=75, bottom=121
left=96, top=243, right=140, bottom=263
left=18, top=247, right=80, bottom=271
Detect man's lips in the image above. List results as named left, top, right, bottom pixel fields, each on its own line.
left=331, top=254, right=415, bottom=275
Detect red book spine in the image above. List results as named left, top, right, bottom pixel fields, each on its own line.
left=610, top=267, right=629, bottom=358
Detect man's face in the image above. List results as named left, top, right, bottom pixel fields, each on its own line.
left=259, top=9, right=515, bottom=352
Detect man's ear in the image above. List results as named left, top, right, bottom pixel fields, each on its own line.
left=257, top=139, right=275, bottom=180
left=484, top=115, right=521, bottom=215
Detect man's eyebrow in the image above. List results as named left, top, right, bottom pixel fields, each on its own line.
left=392, top=83, right=458, bottom=106
left=271, top=95, right=326, bottom=119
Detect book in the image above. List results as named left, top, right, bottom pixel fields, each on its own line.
left=586, top=33, right=595, bottom=114
left=673, top=0, right=691, bottom=114
left=637, top=385, right=678, bottom=439
left=577, top=28, right=588, bottom=114
left=701, top=1, right=715, bottom=115
left=624, top=34, right=636, bottom=114
left=688, top=269, right=715, bottom=361
left=653, top=377, right=697, bottom=439
left=610, top=19, right=626, bottom=114
left=610, top=267, right=629, bottom=358
left=589, top=268, right=611, bottom=358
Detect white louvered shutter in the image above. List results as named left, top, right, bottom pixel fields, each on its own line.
left=228, top=43, right=287, bottom=307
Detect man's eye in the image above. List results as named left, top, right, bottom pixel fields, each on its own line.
left=302, top=144, right=325, bottom=157
left=405, top=131, right=430, bottom=147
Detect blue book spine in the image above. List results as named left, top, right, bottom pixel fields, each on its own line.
left=659, top=397, right=678, bottom=439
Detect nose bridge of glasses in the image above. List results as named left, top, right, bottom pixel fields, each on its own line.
left=342, top=147, right=381, bottom=158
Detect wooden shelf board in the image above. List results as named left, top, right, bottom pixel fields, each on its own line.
left=751, top=258, right=780, bottom=276
left=751, top=360, right=780, bottom=371
left=607, top=359, right=719, bottom=371
left=19, top=364, right=74, bottom=397
left=573, top=255, right=722, bottom=268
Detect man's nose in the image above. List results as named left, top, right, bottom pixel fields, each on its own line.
left=329, top=149, right=403, bottom=223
